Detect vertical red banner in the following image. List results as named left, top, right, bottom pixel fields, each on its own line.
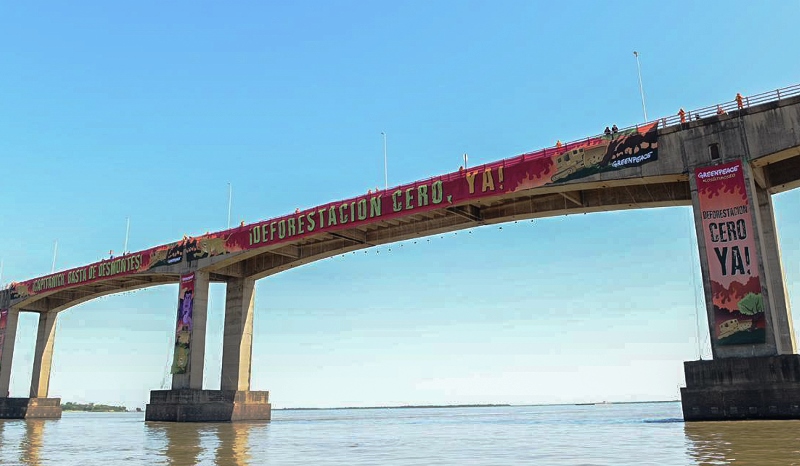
left=0, top=309, right=7, bottom=376
left=170, top=273, right=195, bottom=374
left=695, top=160, right=765, bottom=345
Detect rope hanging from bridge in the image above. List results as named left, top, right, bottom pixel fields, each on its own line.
left=686, top=207, right=706, bottom=360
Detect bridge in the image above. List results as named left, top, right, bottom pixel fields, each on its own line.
left=2, top=84, right=800, bottom=421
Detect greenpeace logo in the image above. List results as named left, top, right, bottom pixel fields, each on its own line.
left=698, top=165, right=738, bottom=179
left=611, top=151, right=653, bottom=168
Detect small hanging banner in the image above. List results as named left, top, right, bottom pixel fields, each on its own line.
left=170, top=273, right=195, bottom=374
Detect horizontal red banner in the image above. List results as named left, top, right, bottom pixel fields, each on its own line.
left=9, top=123, right=658, bottom=300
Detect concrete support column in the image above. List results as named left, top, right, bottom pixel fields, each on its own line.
left=29, top=312, right=58, bottom=398
left=221, top=277, right=255, bottom=391
left=0, top=308, right=20, bottom=396
left=751, top=179, right=796, bottom=354
left=172, top=271, right=210, bottom=390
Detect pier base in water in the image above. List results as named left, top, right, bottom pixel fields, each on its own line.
left=681, top=355, right=800, bottom=421
left=0, top=397, right=62, bottom=419
left=145, top=389, right=271, bottom=422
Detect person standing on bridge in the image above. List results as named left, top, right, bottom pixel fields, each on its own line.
left=736, top=92, right=744, bottom=109
left=604, top=126, right=611, bottom=136
left=556, top=140, right=563, bottom=150
left=678, top=108, right=686, bottom=124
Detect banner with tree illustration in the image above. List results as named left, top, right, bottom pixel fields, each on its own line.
left=0, top=309, right=7, bottom=374
left=695, top=161, right=766, bottom=345
left=171, top=273, right=195, bottom=374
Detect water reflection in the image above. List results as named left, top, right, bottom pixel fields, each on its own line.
left=684, top=420, right=800, bottom=465
left=148, top=420, right=265, bottom=465
left=20, top=420, right=45, bottom=466
left=215, top=422, right=259, bottom=465
left=152, top=422, right=203, bottom=465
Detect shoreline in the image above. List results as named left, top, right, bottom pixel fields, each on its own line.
left=275, top=400, right=679, bottom=411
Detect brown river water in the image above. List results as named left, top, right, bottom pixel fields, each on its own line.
left=1, top=403, right=799, bottom=465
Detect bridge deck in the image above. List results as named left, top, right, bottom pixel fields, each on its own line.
left=3, top=86, right=800, bottom=313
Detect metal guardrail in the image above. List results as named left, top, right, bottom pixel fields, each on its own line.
left=388, top=83, right=800, bottom=194
left=302, top=82, right=800, bottom=228
left=658, top=83, right=800, bottom=127
left=6, top=83, right=798, bottom=290
left=404, top=83, right=800, bottom=189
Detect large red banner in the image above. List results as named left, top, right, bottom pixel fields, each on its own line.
left=9, top=123, right=658, bottom=299
left=694, top=160, right=765, bottom=345
left=8, top=241, right=183, bottom=301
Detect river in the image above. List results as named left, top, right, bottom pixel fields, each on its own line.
left=1, top=402, right=799, bottom=465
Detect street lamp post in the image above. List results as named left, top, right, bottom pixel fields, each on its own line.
left=633, top=51, right=648, bottom=122
left=51, top=240, right=58, bottom=273
left=381, top=132, right=388, bottom=190
left=227, top=183, right=232, bottom=229
left=124, top=217, right=130, bottom=254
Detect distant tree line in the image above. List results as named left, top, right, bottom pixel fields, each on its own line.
left=62, top=402, right=127, bottom=412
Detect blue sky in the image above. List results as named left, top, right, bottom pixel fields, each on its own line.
left=1, top=1, right=799, bottom=408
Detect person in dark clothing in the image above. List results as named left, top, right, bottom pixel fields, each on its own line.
left=611, top=124, right=618, bottom=134
left=604, top=127, right=611, bottom=136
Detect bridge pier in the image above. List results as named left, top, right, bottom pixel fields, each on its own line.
left=681, top=152, right=798, bottom=420
left=0, top=308, right=62, bottom=419
left=146, top=274, right=270, bottom=422
left=221, top=277, right=256, bottom=392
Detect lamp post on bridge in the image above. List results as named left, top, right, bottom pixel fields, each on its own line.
left=227, top=182, right=233, bottom=229
left=633, top=51, right=648, bottom=122
left=51, top=241, right=58, bottom=273
left=124, top=217, right=130, bottom=254
left=381, top=131, right=390, bottom=190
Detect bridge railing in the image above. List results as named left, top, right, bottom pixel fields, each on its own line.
left=401, top=82, right=800, bottom=192
left=6, top=83, right=800, bottom=290
left=199, top=82, right=800, bottom=229
left=658, top=83, right=800, bottom=128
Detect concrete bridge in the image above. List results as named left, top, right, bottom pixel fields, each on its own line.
left=2, top=85, right=800, bottom=422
